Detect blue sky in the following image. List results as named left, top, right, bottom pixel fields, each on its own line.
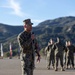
left=0, top=0, right=75, bottom=26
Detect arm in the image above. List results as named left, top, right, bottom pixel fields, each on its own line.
left=34, top=40, right=41, bottom=62
left=36, top=51, right=41, bottom=62
left=17, top=33, right=32, bottom=52
left=18, top=36, right=32, bottom=47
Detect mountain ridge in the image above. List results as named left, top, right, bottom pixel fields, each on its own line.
left=0, top=16, right=75, bottom=52
left=37, top=16, right=75, bottom=27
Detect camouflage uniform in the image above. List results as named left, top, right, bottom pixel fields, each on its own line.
left=46, top=44, right=55, bottom=69
left=52, top=39, right=65, bottom=71
left=66, top=45, right=75, bottom=69
left=17, top=31, right=34, bottom=75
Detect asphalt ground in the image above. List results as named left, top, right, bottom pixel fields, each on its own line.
left=0, top=57, right=75, bottom=75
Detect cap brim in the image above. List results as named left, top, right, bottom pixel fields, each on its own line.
left=31, top=23, right=33, bottom=25
left=27, top=23, right=33, bottom=25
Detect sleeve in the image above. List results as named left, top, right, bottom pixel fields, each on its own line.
left=52, top=44, right=56, bottom=50
left=45, top=46, right=49, bottom=52
left=34, top=39, right=38, bottom=49
left=35, top=50, right=40, bottom=57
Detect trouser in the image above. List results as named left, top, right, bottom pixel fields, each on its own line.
left=21, top=60, right=34, bottom=75
left=63, top=52, right=66, bottom=65
left=66, top=55, right=74, bottom=67
left=50, top=55, right=55, bottom=67
left=20, top=53, right=34, bottom=75
left=55, top=54, right=64, bottom=69
left=47, top=56, right=50, bottom=68
left=47, top=55, right=54, bottom=68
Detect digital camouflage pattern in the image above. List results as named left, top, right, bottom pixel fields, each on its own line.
left=17, top=31, right=34, bottom=75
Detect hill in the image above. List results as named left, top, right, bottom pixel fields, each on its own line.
left=0, top=23, right=23, bottom=42
left=0, top=16, right=75, bottom=52
left=34, top=16, right=75, bottom=47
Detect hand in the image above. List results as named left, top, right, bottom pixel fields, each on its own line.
left=31, top=34, right=35, bottom=40
left=37, top=56, right=41, bottom=63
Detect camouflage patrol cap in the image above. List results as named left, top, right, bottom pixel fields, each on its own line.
left=23, top=19, right=33, bottom=25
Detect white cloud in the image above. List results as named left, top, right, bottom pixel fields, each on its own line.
left=8, top=0, right=25, bottom=17
left=1, top=0, right=24, bottom=17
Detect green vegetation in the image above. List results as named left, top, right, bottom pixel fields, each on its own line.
left=0, top=16, right=75, bottom=57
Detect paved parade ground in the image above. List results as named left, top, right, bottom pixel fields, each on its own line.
left=0, top=57, right=75, bottom=75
